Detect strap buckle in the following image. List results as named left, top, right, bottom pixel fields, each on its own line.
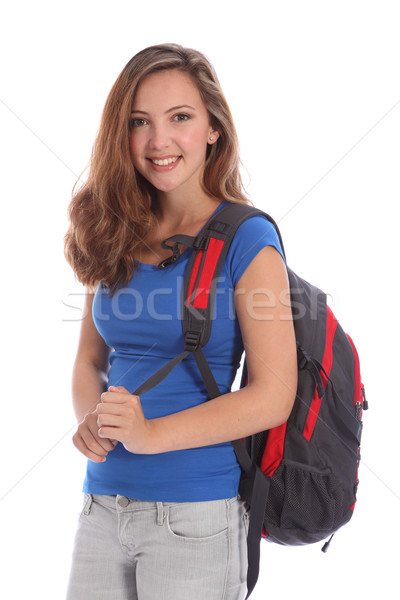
left=158, top=243, right=181, bottom=270
left=184, top=331, right=201, bottom=351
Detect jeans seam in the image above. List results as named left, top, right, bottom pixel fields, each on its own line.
left=221, top=499, right=231, bottom=599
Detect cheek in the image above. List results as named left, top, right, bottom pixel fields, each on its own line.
left=181, top=128, right=209, bottom=157
left=129, top=133, right=143, bottom=165
left=129, top=138, right=147, bottom=179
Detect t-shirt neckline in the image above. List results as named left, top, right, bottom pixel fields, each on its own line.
left=136, top=200, right=229, bottom=271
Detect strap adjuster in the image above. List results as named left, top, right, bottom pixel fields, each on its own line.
left=184, top=331, right=201, bottom=351
left=192, top=235, right=210, bottom=251
left=297, top=345, right=309, bottom=370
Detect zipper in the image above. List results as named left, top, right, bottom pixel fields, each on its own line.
left=346, top=334, right=366, bottom=419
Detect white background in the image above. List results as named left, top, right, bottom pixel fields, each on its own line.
left=1, top=1, right=399, bottom=598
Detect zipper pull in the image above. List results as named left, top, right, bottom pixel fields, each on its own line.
left=321, top=533, right=335, bottom=553
left=362, top=387, right=368, bottom=410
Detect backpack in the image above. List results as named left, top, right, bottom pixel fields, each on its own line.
left=133, top=202, right=367, bottom=598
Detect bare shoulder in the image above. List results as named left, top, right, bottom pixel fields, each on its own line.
left=235, top=246, right=291, bottom=325
left=235, top=245, right=288, bottom=296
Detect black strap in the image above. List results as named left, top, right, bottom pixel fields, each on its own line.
left=161, top=234, right=196, bottom=249
left=244, top=467, right=270, bottom=598
left=132, top=350, right=191, bottom=396
left=192, top=347, right=221, bottom=399
left=162, top=233, right=209, bottom=251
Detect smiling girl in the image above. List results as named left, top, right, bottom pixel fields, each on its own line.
left=64, top=44, right=297, bottom=600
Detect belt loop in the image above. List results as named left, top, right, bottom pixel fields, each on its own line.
left=156, top=502, right=165, bottom=526
left=83, top=493, right=93, bottom=515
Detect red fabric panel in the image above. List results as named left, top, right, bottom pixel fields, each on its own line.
left=303, top=386, right=324, bottom=442
left=192, top=238, right=225, bottom=309
left=187, top=250, right=204, bottom=306
left=346, top=333, right=363, bottom=409
left=260, top=422, right=288, bottom=477
left=303, top=306, right=338, bottom=441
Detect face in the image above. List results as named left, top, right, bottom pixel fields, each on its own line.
left=129, top=69, right=219, bottom=197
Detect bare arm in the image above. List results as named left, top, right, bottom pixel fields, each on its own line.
left=97, top=246, right=298, bottom=453
left=71, top=291, right=115, bottom=462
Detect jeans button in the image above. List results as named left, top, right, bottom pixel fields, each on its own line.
left=118, top=496, right=130, bottom=508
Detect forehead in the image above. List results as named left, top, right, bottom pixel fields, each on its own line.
left=132, top=69, right=205, bottom=112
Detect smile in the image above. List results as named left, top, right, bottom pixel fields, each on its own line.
left=150, top=156, right=180, bottom=166
left=147, top=156, right=182, bottom=172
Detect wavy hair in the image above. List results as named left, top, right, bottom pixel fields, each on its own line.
left=64, top=43, right=250, bottom=292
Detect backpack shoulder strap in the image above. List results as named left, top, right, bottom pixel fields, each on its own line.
left=133, top=202, right=283, bottom=399
left=179, top=202, right=285, bottom=347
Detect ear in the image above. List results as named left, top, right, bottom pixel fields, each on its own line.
left=207, top=129, right=220, bottom=145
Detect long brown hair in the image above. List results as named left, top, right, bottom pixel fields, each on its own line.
left=64, top=43, right=250, bottom=292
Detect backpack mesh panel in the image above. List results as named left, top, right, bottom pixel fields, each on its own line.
left=265, top=462, right=346, bottom=532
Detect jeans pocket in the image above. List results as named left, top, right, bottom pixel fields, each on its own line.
left=166, top=500, right=229, bottom=542
left=79, top=493, right=93, bottom=519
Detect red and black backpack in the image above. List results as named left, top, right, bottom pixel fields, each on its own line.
left=133, top=202, right=367, bottom=598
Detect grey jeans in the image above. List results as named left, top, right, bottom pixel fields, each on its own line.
left=66, top=494, right=249, bottom=600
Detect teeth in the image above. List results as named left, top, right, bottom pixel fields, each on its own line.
left=151, top=157, right=179, bottom=166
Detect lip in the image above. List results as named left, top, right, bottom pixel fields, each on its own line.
left=147, top=155, right=182, bottom=172
left=147, top=155, right=181, bottom=161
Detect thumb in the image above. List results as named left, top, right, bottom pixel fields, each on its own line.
left=108, top=385, right=130, bottom=394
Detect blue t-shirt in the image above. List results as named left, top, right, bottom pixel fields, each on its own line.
left=84, top=201, right=283, bottom=502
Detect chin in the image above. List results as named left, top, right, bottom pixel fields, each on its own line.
left=149, top=175, right=187, bottom=194
left=151, top=182, right=180, bottom=194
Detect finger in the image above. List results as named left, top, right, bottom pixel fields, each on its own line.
left=98, top=426, right=122, bottom=441
left=80, top=424, right=114, bottom=455
left=108, top=386, right=130, bottom=393
left=96, top=402, right=124, bottom=416
left=86, top=415, right=117, bottom=449
left=97, top=413, right=123, bottom=429
left=101, top=392, right=139, bottom=404
left=73, top=431, right=107, bottom=463
left=100, top=391, right=126, bottom=404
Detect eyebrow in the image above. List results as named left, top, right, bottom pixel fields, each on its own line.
left=131, top=104, right=196, bottom=115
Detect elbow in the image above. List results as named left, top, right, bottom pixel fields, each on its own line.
left=277, top=387, right=297, bottom=426
left=267, top=395, right=296, bottom=430
left=252, top=371, right=297, bottom=431
left=276, top=370, right=297, bottom=426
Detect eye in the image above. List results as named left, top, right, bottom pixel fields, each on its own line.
left=173, top=113, right=190, bottom=122
left=130, top=118, right=147, bottom=128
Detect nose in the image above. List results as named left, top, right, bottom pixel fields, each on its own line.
left=148, top=122, right=170, bottom=151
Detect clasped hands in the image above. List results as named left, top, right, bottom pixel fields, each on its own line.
left=73, top=386, right=156, bottom=463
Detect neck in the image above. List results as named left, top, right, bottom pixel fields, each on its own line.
left=154, top=189, right=222, bottom=229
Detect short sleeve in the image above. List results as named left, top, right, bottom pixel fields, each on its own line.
left=227, top=214, right=285, bottom=288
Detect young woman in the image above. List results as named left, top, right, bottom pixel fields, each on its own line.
left=64, top=43, right=297, bottom=600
